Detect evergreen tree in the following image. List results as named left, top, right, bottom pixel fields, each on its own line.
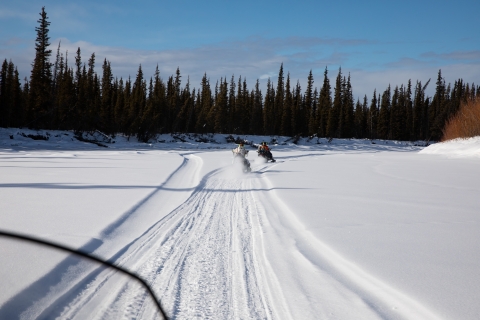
left=73, top=47, right=86, bottom=131
left=389, top=86, right=401, bottom=140
left=0, top=60, right=10, bottom=127
left=263, top=78, right=274, bottom=134
left=250, top=79, right=263, bottom=134
left=280, top=73, right=292, bottom=136
left=304, top=70, right=315, bottom=135
left=316, top=67, right=331, bottom=137
left=413, top=79, right=430, bottom=140
left=227, top=75, right=236, bottom=133
left=214, top=78, right=228, bottom=133
left=240, top=78, right=250, bottom=133
left=101, top=58, right=114, bottom=133
left=29, top=6, right=53, bottom=129
left=151, top=66, right=167, bottom=133
left=234, top=76, right=243, bottom=133
left=274, top=63, right=285, bottom=134
left=361, top=95, right=369, bottom=138
left=377, top=85, right=391, bottom=139
left=354, top=98, right=364, bottom=138
left=327, top=68, right=342, bottom=138
left=405, top=80, right=413, bottom=141
left=137, top=75, right=160, bottom=141
left=129, top=64, right=146, bottom=137
left=0, top=60, right=24, bottom=128
left=367, top=90, right=378, bottom=139
left=55, top=52, right=75, bottom=129
left=195, top=73, right=212, bottom=133
left=122, top=76, right=132, bottom=137
left=429, top=70, right=446, bottom=140
left=291, top=81, right=302, bottom=135
left=113, top=77, right=124, bottom=132
left=341, top=74, right=354, bottom=138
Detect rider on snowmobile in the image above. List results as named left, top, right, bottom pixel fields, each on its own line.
left=232, top=142, right=251, bottom=172
left=257, top=142, right=275, bottom=162
left=233, top=142, right=249, bottom=157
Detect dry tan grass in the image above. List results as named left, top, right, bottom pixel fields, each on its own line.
left=442, top=97, right=480, bottom=141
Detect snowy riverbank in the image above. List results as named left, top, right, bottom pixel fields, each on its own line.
left=1, top=128, right=479, bottom=319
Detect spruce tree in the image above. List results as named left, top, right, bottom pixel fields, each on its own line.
left=0, top=60, right=9, bottom=127
left=361, top=95, right=369, bottom=138
left=263, top=78, right=274, bottom=135
left=129, top=65, right=146, bottom=137
left=377, top=85, right=391, bottom=139
left=327, top=68, right=342, bottom=138
left=101, top=58, right=114, bottom=133
left=367, top=90, right=378, bottom=139
left=316, top=67, right=332, bottom=137
left=274, top=63, right=285, bottom=134
left=250, top=79, right=263, bottom=135
left=405, top=80, right=413, bottom=141
left=195, top=73, right=212, bottom=133
left=113, top=78, right=124, bottom=132
left=29, top=6, right=53, bottom=129
left=55, top=52, right=75, bottom=129
left=240, top=78, right=250, bottom=134
left=11, top=67, right=24, bottom=128
left=0, top=60, right=23, bottom=128
left=122, top=76, right=133, bottom=137
left=214, top=78, right=228, bottom=133
left=304, top=70, right=314, bottom=135
left=389, top=86, right=400, bottom=140
left=280, top=73, right=292, bottom=136
left=227, top=75, right=236, bottom=133
left=291, top=81, right=302, bottom=135
left=341, top=74, right=354, bottom=138
left=354, top=98, right=364, bottom=138
left=429, top=70, right=445, bottom=140
left=235, top=76, right=244, bottom=133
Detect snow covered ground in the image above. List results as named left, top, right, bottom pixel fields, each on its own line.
left=0, top=128, right=479, bottom=319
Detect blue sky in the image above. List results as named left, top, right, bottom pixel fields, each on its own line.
left=1, top=0, right=479, bottom=100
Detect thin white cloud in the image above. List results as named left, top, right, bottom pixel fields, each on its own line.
left=386, top=57, right=430, bottom=68
left=0, top=8, right=36, bottom=20
left=3, top=36, right=478, bottom=102
left=421, top=50, right=480, bottom=62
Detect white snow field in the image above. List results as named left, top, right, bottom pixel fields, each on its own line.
left=0, top=128, right=479, bottom=319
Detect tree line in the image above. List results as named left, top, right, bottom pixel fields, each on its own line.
left=1, top=7, right=479, bottom=142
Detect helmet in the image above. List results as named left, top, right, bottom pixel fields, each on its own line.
left=262, top=142, right=267, bottom=146
left=239, top=142, right=244, bottom=146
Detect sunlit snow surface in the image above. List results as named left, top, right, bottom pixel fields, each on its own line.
left=0, top=128, right=479, bottom=319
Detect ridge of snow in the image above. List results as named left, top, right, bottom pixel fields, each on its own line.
left=420, top=136, right=480, bottom=158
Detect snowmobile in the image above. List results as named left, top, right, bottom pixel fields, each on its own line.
left=257, top=148, right=276, bottom=162
left=232, top=148, right=251, bottom=173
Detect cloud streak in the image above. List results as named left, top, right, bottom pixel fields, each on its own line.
left=421, top=50, right=480, bottom=62
left=2, top=36, right=478, bottom=102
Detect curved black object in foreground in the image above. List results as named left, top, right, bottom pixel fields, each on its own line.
left=0, top=230, right=168, bottom=320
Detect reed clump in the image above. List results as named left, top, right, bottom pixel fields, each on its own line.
left=441, top=97, right=480, bottom=141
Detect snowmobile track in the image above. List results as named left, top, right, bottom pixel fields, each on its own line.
left=9, top=152, right=441, bottom=320
left=25, top=155, right=290, bottom=319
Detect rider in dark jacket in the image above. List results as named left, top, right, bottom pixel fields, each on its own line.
left=257, top=142, right=275, bottom=162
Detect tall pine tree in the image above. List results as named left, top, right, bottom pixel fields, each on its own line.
left=29, top=7, right=53, bottom=129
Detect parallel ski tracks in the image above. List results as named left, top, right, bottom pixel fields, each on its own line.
left=51, top=156, right=288, bottom=319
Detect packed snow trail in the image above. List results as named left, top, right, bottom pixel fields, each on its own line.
left=24, top=157, right=291, bottom=319
left=11, top=152, right=440, bottom=319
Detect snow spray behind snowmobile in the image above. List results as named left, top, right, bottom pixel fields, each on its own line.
left=232, top=144, right=251, bottom=173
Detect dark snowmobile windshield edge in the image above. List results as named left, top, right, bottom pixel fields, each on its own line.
left=0, top=230, right=168, bottom=320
